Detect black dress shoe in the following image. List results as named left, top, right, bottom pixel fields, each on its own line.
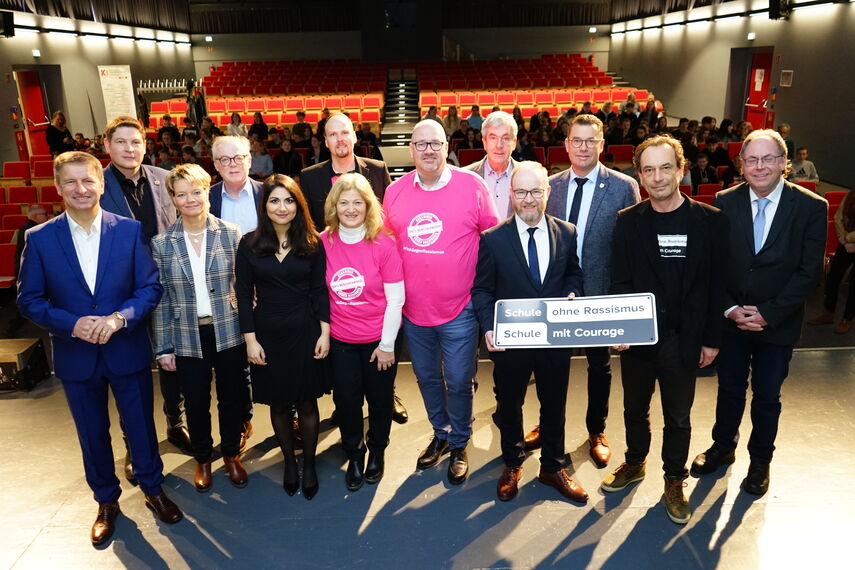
left=741, top=461, right=770, bottom=496
left=691, top=445, right=736, bottom=476
left=124, top=452, right=137, bottom=486
left=346, top=457, right=365, bottom=491
left=166, top=426, right=192, bottom=454
left=283, top=461, right=299, bottom=496
left=302, top=468, right=319, bottom=501
left=144, top=492, right=183, bottom=524
left=91, top=502, right=120, bottom=546
left=392, top=395, right=409, bottom=424
left=365, top=451, right=385, bottom=484
left=448, top=447, right=469, bottom=485
left=417, top=436, right=450, bottom=469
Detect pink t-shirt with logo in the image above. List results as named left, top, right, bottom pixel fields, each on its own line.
left=383, top=167, right=501, bottom=326
left=321, top=230, right=404, bottom=343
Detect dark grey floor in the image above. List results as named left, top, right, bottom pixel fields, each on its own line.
left=2, top=348, right=854, bottom=569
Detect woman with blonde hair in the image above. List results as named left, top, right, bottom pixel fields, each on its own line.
left=321, top=172, right=404, bottom=491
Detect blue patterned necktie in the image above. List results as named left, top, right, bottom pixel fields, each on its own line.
left=527, top=227, right=541, bottom=287
left=753, top=197, right=770, bottom=253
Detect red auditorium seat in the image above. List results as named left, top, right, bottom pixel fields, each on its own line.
left=8, top=186, right=37, bottom=204
left=28, top=154, right=52, bottom=170
left=693, top=195, right=715, bottom=205
left=496, top=93, right=515, bottom=107
left=516, top=92, right=534, bottom=107
left=535, top=92, right=553, bottom=106
left=533, top=147, right=546, bottom=166
left=823, top=191, right=847, bottom=208
left=247, top=99, right=266, bottom=112
left=344, top=95, right=363, bottom=109
left=0, top=204, right=21, bottom=217
left=150, top=101, right=169, bottom=114
left=0, top=229, right=13, bottom=243
left=40, top=186, right=62, bottom=203
left=726, top=142, right=743, bottom=160
left=325, top=96, right=343, bottom=110
left=679, top=185, right=693, bottom=196
left=457, top=149, right=486, bottom=167
left=286, top=98, right=305, bottom=112
left=439, top=93, right=458, bottom=107
left=697, top=183, right=724, bottom=196
left=3, top=161, right=30, bottom=183
left=361, top=110, right=380, bottom=123
left=266, top=98, right=284, bottom=112
left=263, top=113, right=279, bottom=125
left=795, top=181, right=817, bottom=193
left=169, top=101, right=188, bottom=114
left=608, top=145, right=634, bottom=163
left=363, top=96, right=381, bottom=109
left=0, top=243, right=15, bottom=288
left=227, top=99, right=246, bottom=112
left=32, top=161, right=54, bottom=179
left=2, top=214, right=27, bottom=230
left=208, top=100, right=226, bottom=113
left=305, top=97, right=324, bottom=110
left=420, top=93, right=438, bottom=107
left=547, top=146, right=570, bottom=166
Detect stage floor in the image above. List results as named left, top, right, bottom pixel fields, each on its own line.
left=2, top=350, right=853, bottom=569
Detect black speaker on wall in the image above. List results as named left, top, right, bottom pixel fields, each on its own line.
left=769, top=0, right=792, bottom=20
left=0, top=11, right=14, bottom=37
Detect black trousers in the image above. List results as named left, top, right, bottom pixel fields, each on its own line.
left=492, top=348, right=572, bottom=473
left=620, top=333, right=697, bottom=478
left=823, top=243, right=855, bottom=319
left=584, top=346, right=612, bottom=434
left=175, top=324, right=251, bottom=463
left=329, top=337, right=396, bottom=460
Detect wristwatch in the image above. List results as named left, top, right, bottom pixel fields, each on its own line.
left=113, top=312, right=127, bottom=328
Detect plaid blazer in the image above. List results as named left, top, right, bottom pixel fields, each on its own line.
left=151, top=214, right=243, bottom=358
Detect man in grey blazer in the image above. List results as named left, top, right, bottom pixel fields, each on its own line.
left=465, top=111, right=520, bottom=218
left=101, top=116, right=189, bottom=478
left=525, top=114, right=641, bottom=468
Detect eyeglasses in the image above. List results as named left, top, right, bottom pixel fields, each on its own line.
left=216, top=154, right=249, bottom=166
left=412, top=141, right=444, bottom=152
left=568, top=138, right=603, bottom=148
left=742, top=154, right=784, bottom=168
left=513, top=189, right=546, bottom=200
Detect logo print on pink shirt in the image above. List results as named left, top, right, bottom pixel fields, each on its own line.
left=330, top=267, right=365, bottom=300
left=407, top=212, right=444, bottom=247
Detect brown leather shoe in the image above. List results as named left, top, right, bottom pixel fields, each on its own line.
left=497, top=466, right=523, bottom=501
left=835, top=319, right=852, bottom=334
left=91, top=502, right=120, bottom=546
left=588, top=433, right=611, bottom=468
left=523, top=425, right=542, bottom=450
left=239, top=420, right=253, bottom=453
left=223, top=456, right=249, bottom=488
left=194, top=461, right=212, bottom=492
left=144, top=492, right=183, bottom=524
left=538, top=469, right=589, bottom=504
left=807, top=309, right=834, bottom=326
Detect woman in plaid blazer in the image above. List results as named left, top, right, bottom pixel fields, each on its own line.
left=151, top=164, right=252, bottom=493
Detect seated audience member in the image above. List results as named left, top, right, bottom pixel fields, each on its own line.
left=159, top=114, right=182, bottom=143
left=357, top=123, right=379, bottom=147
left=606, top=117, right=632, bottom=146
left=198, top=139, right=211, bottom=157
left=628, top=125, right=649, bottom=146
left=467, top=105, right=484, bottom=131
left=696, top=127, right=711, bottom=145
left=293, top=111, right=313, bottom=138
left=183, top=132, right=200, bottom=154
left=168, top=143, right=183, bottom=160
left=143, top=137, right=158, bottom=165
left=158, top=148, right=177, bottom=170
left=529, top=111, right=542, bottom=133
left=201, top=116, right=222, bottom=137
left=181, top=146, right=198, bottom=165
left=160, top=132, right=176, bottom=154
left=512, top=130, right=538, bottom=162
left=721, top=154, right=745, bottom=187
left=640, top=97, right=659, bottom=125
left=535, top=128, right=554, bottom=148
left=680, top=132, right=699, bottom=165
left=307, top=134, right=330, bottom=165
left=450, top=119, right=469, bottom=141
left=539, top=111, right=553, bottom=132
left=292, top=129, right=311, bottom=149
left=90, top=134, right=105, bottom=154
left=459, top=128, right=484, bottom=150
left=317, top=108, right=331, bottom=137
left=736, top=120, right=753, bottom=141
left=618, top=92, right=637, bottom=114
left=700, top=115, right=716, bottom=130
left=281, top=126, right=292, bottom=141
left=181, top=118, right=198, bottom=141
left=273, top=138, right=303, bottom=179
left=249, top=139, right=274, bottom=178
left=423, top=106, right=443, bottom=125
left=491, top=105, right=501, bottom=114
left=552, top=117, right=569, bottom=143
left=595, top=101, right=616, bottom=125
left=267, top=128, right=282, bottom=149
left=705, top=137, right=731, bottom=168
left=74, top=133, right=90, bottom=151
left=578, top=101, right=595, bottom=117
left=512, top=107, right=525, bottom=131
left=618, top=103, right=638, bottom=128
left=444, top=105, right=461, bottom=136
left=689, top=153, right=718, bottom=193
left=789, top=147, right=819, bottom=182
left=717, top=118, right=737, bottom=143
left=778, top=123, right=795, bottom=158
left=227, top=113, right=247, bottom=138
left=687, top=119, right=700, bottom=135
left=653, top=116, right=670, bottom=135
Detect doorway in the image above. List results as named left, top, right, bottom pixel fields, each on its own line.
left=12, top=65, right=64, bottom=157
left=724, top=46, right=774, bottom=131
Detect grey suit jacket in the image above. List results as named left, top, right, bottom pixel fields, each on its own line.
left=150, top=214, right=244, bottom=359
left=101, top=163, right=176, bottom=236
left=464, top=156, right=520, bottom=218
left=546, top=163, right=640, bottom=296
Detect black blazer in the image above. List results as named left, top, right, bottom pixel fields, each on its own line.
left=610, top=198, right=729, bottom=368
left=714, top=181, right=827, bottom=345
left=300, top=156, right=392, bottom=232
left=472, top=214, right=583, bottom=335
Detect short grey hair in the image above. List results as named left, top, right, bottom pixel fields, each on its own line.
left=211, top=135, right=250, bottom=158
left=481, top=111, right=518, bottom=139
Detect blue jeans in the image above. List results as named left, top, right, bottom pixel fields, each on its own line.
left=403, top=302, right=478, bottom=449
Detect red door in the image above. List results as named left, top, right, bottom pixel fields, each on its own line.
left=15, top=70, right=51, bottom=156
left=744, top=53, right=772, bottom=130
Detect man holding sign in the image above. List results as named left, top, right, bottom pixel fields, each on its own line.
left=472, top=161, right=585, bottom=503
left=603, top=136, right=728, bottom=524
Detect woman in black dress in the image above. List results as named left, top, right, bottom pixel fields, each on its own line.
left=46, top=110, right=74, bottom=156
left=235, top=174, right=330, bottom=500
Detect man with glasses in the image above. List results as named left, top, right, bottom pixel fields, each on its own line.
left=692, top=129, right=827, bottom=496
left=465, top=111, right=520, bottom=217
left=525, top=114, right=640, bottom=469
left=210, top=136, right=262, bottom=233
left=383, top=120, right=500, bottom=485
left=472, top=161, right=587, bottom=503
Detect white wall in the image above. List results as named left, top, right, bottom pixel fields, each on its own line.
left=609, top=1, right=855, bottom=187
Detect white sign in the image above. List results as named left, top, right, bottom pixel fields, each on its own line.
left=98, top=65, right=137, bottom=120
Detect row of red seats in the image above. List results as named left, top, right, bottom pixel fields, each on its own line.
left=422, top=88, right=647, bottom=110
left=148, top=109, right=382, bottom=131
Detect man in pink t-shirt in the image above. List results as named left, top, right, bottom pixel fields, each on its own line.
left=384, top=120, right=500, bottom=485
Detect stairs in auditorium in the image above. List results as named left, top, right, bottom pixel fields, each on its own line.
left=380, top=78, right=419, bottom=179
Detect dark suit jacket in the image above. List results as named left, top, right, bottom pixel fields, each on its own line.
left=101, top=163, right=177, bottom=237
left=301, top=156, right=392, bottom=231
left=546, top=164, right=640, bottom=297
left=209, top=178, right=263, bottom=220
left=471, top=214, right=583, bottom=335
left=17, top=211, right=163, bottom=381
left=610, top=198, right=729, bottom=368
left=714, top=181, right=827, bottom=345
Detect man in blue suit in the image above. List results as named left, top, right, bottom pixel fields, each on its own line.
left=526, top=114, right=640, bottom=467
left=18, top=151, right=183, bottom=546
left=209, top=135, right=262, bottom=233
left=101, top=116, right=190, bottom=472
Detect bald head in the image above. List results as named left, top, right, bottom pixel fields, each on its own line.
left=324, top=113, right=357, bottom=160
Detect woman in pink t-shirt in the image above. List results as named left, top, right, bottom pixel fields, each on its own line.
left=321, top=173, right=405, bottom=492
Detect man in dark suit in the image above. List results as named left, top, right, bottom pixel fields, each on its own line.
left=101, top=116, right=190, bottom=474
left=692, top=130, right=827, bottom=496
left=465, top=111, right=520, bottom=218
left=209, top=135, right=263, bottom=234
left=601, top=136, right=728, bottom=525
left=472, top=161, right=587, bottom=503
left=526, top=114, right=640, bottom=468
left=17, top=151, right=183, bottom=546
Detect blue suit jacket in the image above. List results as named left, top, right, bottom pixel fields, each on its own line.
left=208, top=178, right=263, bottom=220
left=16, top=211, right=163, bottom=382
left=546, top=164, right=640, bottom=296
left=101, top=163, right=177, bottom=236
